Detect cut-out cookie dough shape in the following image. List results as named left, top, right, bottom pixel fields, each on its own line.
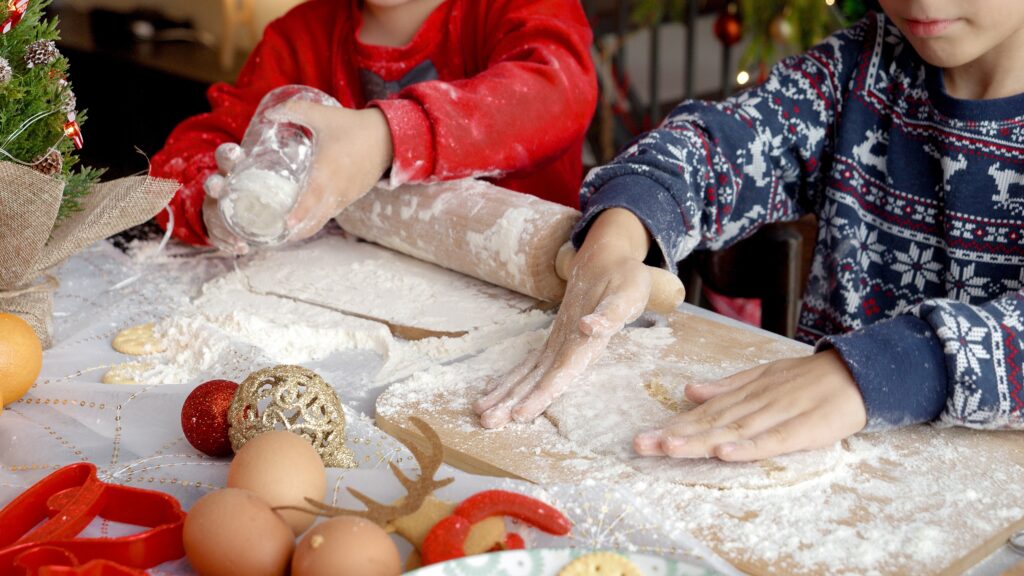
left=101, top=361, right=153, bottom=384
left=112, top=323, right=166, bottom=356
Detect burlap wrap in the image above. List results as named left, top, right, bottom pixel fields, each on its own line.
left=0, top=161, right=179, bottom=347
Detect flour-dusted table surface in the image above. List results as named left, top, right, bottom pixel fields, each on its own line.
left=1, top=235, right=1020, bottom=575
left=0, top=236, right=735, bottom=575
left=676, top=311, right=1024, bottom=576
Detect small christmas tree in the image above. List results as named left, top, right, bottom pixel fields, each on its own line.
left=735, top=0, right=871, bottom=73
left=631, top=0, right=873, bottom=81
left=0, top=0, right=102, bottom=223
left=0, top=0, right=177, bottom=348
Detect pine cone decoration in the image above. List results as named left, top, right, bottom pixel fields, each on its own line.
left=61, top=90, right=77, bottom=113
left=33, top=149, right=63, bottom=176
left=24, top=40, right=59, bottom=69
left=0, top=57, right=11, bottom=85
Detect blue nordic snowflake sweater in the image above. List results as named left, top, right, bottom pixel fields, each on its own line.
left=573, top=13, right=1024, bottom=430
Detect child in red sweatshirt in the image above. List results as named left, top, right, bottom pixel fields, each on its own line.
left=150, top=0, right=597, bottom=250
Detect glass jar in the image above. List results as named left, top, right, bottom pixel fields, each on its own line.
left=219, top=85, right=340, bottom=245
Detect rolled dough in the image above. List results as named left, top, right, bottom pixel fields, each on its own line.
left=545, top=356, right=844, bottom=490
left=379, top=319, right=840, bottom=491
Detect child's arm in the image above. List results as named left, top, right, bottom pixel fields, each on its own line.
left=825, top=292, right=1024, bottom=429
left=275, top=0, right=597, bottom=239
left=575, top=26, right=865, bottom=274
left=150, top=8, right=330, bottom=246
left=370, top=0, right=597, bottom=186
left=476, top=20, right=870, bottom=429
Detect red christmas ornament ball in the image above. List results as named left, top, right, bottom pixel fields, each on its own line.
left=181, top=379, right=239, bottom=457
left=714, top=9, right=744, bottom=47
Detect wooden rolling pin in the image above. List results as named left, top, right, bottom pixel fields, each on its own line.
left=336, top=179, right=685, bottom=312
left=554, top=241, right=686, bottom=315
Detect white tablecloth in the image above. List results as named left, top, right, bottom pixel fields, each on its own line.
left=0, top=239, right=739, bottom=575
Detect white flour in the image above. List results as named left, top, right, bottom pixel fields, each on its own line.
left=118, top=235, right=552, bottom=387
left=377, top=324, right=1024, bottom=574
left=380, top=325, right=841, bottom=489
left=118, top=271, right=392, bottom=385
left=465, top=206, right=534, bottom=287
left=243, top=235, right=541, bottom=334
left=220, top=168, right=299, bottom=242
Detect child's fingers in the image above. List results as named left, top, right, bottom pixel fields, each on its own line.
left=655, top=392, right=772, bottom=440
left=204, top=174, right=226, bottom=200
left=714, top=416, right=811, bottom=462
left=480, top=378, right=539, bottom=429
left=511, top=337, right=603, bottom=422
left=200, top=194, right=244, bottom=254
left=476, top=377, right=503, bottom=406
left=214, top=142, right=244, bottom=174
left=685, top=363, right=768, bottom=403
left=267, top=99, right=327, bottom=132
left=656, top=402, right=796, bottom=458
left=479, top=404, right=514, bottom=430
left=633, top=432, right=665, bottom=456
left=287, top=148, right=348, bottom=239
left=473, top=352, right=541, bottom=415
left=480, top=354, right=555, bottom=429
left=286, top=168, right=329, bottom=235
left=512, top=354, right=585, bottom=422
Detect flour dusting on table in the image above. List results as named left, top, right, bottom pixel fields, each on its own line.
left=109, top=234, right=552, bottom=387
left=380, top=323, right=840, bottom=490
left=377, top=313, right=1024, bottom=575
left=244, top=235, right=540, bottom=334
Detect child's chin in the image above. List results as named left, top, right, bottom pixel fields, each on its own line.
left=903, top=36, right=980, bottom=70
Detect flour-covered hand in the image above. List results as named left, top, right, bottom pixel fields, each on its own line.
left=634, top=350, right=867, bottom=461
left=270, top=102, right=394, bottom=241
left=474, top=209, right=652, bottom=429
left=201, top=142, right=250, bottom=255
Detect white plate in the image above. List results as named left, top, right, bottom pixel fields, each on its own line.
left=404, top=548, right=724, bottom=575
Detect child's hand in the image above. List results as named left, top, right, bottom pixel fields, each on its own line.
left=474, top=209, right=652, bottom=428
left=634, top=350, right=867, bottom=461
left=271, top=102, right=394, bottom=241
left=201, top=143, right=250, bottom=255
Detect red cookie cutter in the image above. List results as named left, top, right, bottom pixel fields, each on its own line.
left=422, top=490, right=571, bottom=565
left=0, top=463, right=186, bottom=576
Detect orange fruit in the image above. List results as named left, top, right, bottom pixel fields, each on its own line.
left=0, top=313, right=43, bottom=410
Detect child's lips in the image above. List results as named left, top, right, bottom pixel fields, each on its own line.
left=904, top=18, right=960, bottom=38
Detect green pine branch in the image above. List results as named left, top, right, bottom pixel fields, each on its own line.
left=1, top=0, right=101, bottom=226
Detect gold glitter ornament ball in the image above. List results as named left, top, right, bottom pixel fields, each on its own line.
left=228, top=365, right=356, bottom=468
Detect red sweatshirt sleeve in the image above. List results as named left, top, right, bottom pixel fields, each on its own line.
left=149, top=3, right=340, bottom=245
left=373, top=0, right=597, bottom=186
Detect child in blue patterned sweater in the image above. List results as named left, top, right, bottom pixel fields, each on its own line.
left=474, top=0, right=1024, bottom=460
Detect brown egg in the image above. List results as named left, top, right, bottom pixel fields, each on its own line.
left=227, top=430, right=326, bottom=534
left=291, top=516, right=401, bottom=576
left=183, top=488, right=294, bottom=576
